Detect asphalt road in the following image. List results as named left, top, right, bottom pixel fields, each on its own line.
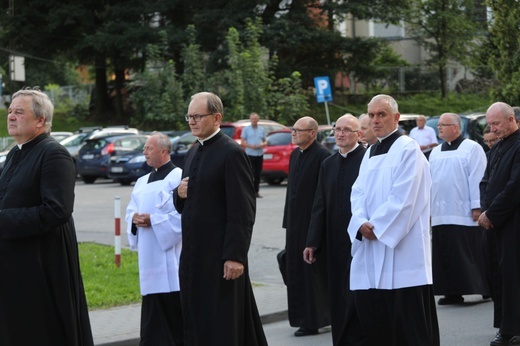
left=73, top=178, right=499, bottom=346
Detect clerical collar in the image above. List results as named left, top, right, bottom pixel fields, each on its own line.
left=298, top=140, right=317, bottom=153
left=155, top=161, right=173, bottom=172
left=376, top=128, right=399, bottom=143
left=17, top=133, right=48, bottom=149
left=197, top=128, right=220, bottom=146
left=441, top=135, right=464, bottom=151
left=339, top=142, right=359, bottom=157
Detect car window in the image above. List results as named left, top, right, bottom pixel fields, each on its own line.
left=220, top=126, right=236, bottom=138
left=83, top=139, right=108, bottom=151
left=114, top=137, right=146, bottom=150
left=61, top=133, right=87, bottom=146
left=267, top=132, right=292, bottom=146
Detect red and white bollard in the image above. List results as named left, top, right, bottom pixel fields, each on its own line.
left=114, top=196, right=121, bottom=267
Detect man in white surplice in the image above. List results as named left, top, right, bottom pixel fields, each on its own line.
left=126, top=132, right=184, bottom=346
left=344, top=94, right=440, bottom=345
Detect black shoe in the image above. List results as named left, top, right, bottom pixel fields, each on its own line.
left=483, top=295, right=491, bottom=300
left=294, top=327, right=319, bottom=337
left=438, top=295, right=464, bottom=305
left=255, top=193, right=263, bottom=198
left=490, top=332, right=520, bottom=346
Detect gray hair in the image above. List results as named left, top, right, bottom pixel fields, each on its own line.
left=150, top=132, right=172, bottom=153
left=12, top=88, right=54, bottom=131
left=368, top=94, right=399, bottom=114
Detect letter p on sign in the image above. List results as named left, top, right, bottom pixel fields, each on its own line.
left=314, top=76, right=332, bottom=103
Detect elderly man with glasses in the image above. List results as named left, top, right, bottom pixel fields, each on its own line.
left=303, top=114, right=366, bottom=344
left=429, top=113, right=489, bottom=306
left=282, top=116, right=331, bottom=337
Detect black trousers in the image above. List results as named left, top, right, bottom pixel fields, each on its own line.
left=248, top=155, right=263, bottom=193
left=140, top=291, right=184, bottom=346
left=340, top=285, right=440, bottom=346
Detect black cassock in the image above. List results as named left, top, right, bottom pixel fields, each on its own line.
left=480, top=129, right=520, bottom=336
left=0, top=134, right=93, bottom=346
left=173, top=131, right=267, bottom=346
left=306, top=145, right=365, bottom=345
left=283, top=140, right=331, bottom=330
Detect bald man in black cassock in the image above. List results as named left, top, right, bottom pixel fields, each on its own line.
left=304, top=114, right=365, bottom=345
left=283, top=116, right=331, bottom=337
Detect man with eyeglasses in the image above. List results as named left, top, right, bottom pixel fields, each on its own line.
left=282, top=116, right=331, bottom=337
left=303, top=114, right=366, bottom=344
left=479, top=102, right=520, bottom=346
left=173, top=92, right=267, bottom=346
left=345, top=94, right=439, bottom=345
left=429, top=113, right=489, bottom=307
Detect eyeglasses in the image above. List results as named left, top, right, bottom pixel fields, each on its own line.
left=334, top=127, right=358, bottom=134
left=437, top=123, right=456, bottom=128
left=184, top=113, right=214, bottom=122
left=291, top=128, right=313, bottom=134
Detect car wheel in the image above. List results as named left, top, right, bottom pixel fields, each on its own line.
left=81, top=175, right=97, bottom=184
left=265, top=177, right=284, bottom=185
left=118, top=179, right=133, bottom=186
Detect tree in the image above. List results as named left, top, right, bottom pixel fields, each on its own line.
left=404, top=0, right=484, bottom=98
left=486, top=0, right=520, bottom=105
left=180, top=25, right=205, bottom=101
left=268, top=70, right=310, bottom=125
left=129, top=32, right=184, bottom=130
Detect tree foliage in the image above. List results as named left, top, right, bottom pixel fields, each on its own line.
left=404, top=0, right=485, bottom=98
left=486, top=0, right=520, bottom=105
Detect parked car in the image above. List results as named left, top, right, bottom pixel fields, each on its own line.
left=60, top=126, right=137, bottom=159
left=107, top=135, right=150, bottom=185
left=261, top=129, right=297, bottom=185
left=76, top=133, right=139, bottom=184
left=169, top=132, right=197, bottom=167
left=399, top=114, right=428, bottom=135
left=50, top=131, right=73, bottom=142
left=107, top=133, right=197, bottom=186
left=426, top=112, right=488, bottom=151
left=0, top=141, right=16, bottom=175
left=221, top=119, right=289, bottom=145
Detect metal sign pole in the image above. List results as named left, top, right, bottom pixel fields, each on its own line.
left=324, top=101, right=331, bottom=125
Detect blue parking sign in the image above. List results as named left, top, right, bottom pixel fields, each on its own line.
left=314, top=76, right=332, bottom=103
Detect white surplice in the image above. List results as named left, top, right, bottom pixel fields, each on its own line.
left=348, top=135, right=433, bottom=290
left=126, top=168, right=182, bottom=295
left=429, top=139, right=487, bottom=226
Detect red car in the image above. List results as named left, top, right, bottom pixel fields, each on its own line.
left=220, top=119, right=288, bottom=145
left=261, top=129, right=297, bottom=185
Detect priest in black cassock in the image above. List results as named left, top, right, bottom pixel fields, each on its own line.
left=173, top=92, right=267, bottom=346
left=0, top=89, right=93, bottom=345
left=479, top=102, right=520, bottom=346
left=303, top=114, right=365, bottom=345
left=283, top=116, right=331, bottom=337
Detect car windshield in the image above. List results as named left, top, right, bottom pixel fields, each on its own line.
left=267, top=132, right=291, bottom=146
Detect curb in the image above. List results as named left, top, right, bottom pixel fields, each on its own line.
left=96, top=310, right=288, bottom=346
